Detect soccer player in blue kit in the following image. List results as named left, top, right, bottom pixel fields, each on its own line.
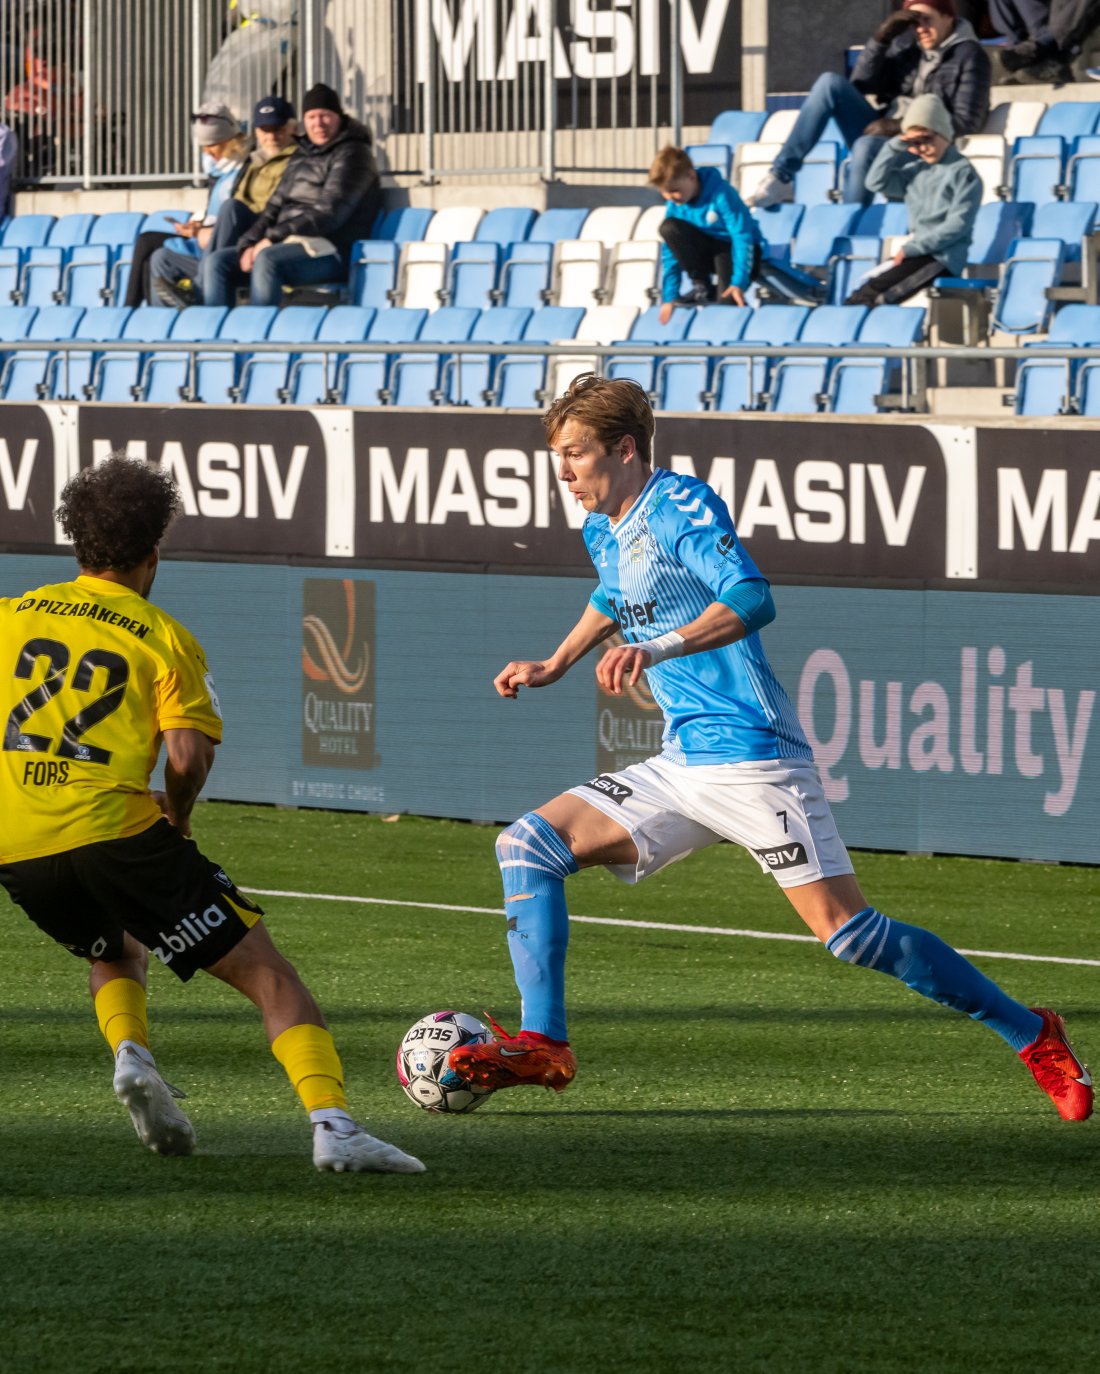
left=449, top=374, right=1093, bottom=1123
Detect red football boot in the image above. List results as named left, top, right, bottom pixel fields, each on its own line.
left=448, top=1013, right=576, bottom=1092
left=1019, top=1008, right=1093, bottom=1121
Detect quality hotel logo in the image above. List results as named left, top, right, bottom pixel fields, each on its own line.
left=301, top=578, right=378, bottom=769
left=596, top=633, right=664, bottom=773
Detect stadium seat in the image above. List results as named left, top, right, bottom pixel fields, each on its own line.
left=348, top=240, right=399, bottom=309
left=438, top=305, right=532, bottom=406
left=706, top=109, right=769, bottom=150
left=791, top=203, right=862, bottom=268
left=853, top=202, right=909, bottom=238
left=527, top=208, right=589, bottom=243
left=139, top=209, right=192, bottom=234
left=685, top=142, right=732, bottom=180
left=794, top=142, right=840, bottom=206
left=606, top=303, right=695, bottom=390
left=44, top=306, right=131, bottom=399
left=580, top=206, right=642, bottom=248
left=337, top=306, right=427, bottom=406
left=1, top=216, right=55, bottom=250
left=495, top=241, right=553, bottom=311
left=16, top=247, right=65, bottom=306
left=191, top=306, right=279, bottom=405
left=61, top=245, right=113, bottom=307
left=957, top=133, right=1007, bottom=204
left=1007, top=136, right=1065, bottom=205
left=983, top=100, right=1045, bottom=144
left=632, top=205, right=667, bottom=240
left=371, top=207, right=435, bottom=242
left=0, top=247, right=20, bottom=303
left=826, top=304, right=925, bottom=414
left=752, top=203, right=804, bottom=265
left=492, top=305, right=586, bottom=407
left=1035, top=102, right=1100, bottom=140
left=424, top=206, right=486, bottom=246
left=1074, top=355, right=1100, bottom=414
left=1063, top=136, right=1100, bottom=203
left=1013, top=304, right=1100, bottom=415
left=711, top=304, right=810, bottom=410
left=393, top=241, right=448, bottom=310
left=545, top=304, right=640, bottom=397
left=827, top=235, right=882, bottom=305
left=0, top=305, right=84, bottom=401
left=548, top=240, right=605, bottom=308
left=473, top=206, right=537, bottom=247
left=90, top=306, right=177, bottom=401
left=991, top=238, right=1065, bottom=334
left=46, top=213, right=95, bottom=249
left=733, top=141, right=784, bottom=201
left=968, top=201, right=1031, bottom=267
left=287, top=305, right=376, bottom=405
left=237, top=305, right=329, bottom=405
left=602, top=239, right=660, bottom=306
left=139, top=306, right=229, bottom=403
left=767, top=304, right=869, bottom=413
left=387, top=305, right=479, bottom=406
left=654, top=304, right=752, bottom=411
left=445, top=241, right=500, bottom=310
left=1030, top=200, right=1097, bottom=263
left=760, top=109, right=799, bottom=143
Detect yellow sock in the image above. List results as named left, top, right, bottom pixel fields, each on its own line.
left=94, top=977, right=150, bottom=1054
left=271, top=1023, right=347, bottom=1113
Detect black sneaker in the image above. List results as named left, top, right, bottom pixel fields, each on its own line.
left=152, top=275, right=200, bottom=309
left=1003, top=58, right=1072, bottom=86
left=676, top=281, right=716, bottom=307
left=999, top=40, right=1039, bottom=73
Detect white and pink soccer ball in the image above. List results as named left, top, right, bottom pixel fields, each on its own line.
left=396, top=1011, right=495, bottom=1114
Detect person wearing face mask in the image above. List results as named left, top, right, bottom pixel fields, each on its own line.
left=748, top=1, right=990, bottom=209
left=844, top=92, right=982, bottom=305
left=123, top=103, right=247, bottom=310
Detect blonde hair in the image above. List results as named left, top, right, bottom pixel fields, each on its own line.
left=543, top=373, right=655, bottom=466
left=648, top=145, right=694, bottom=189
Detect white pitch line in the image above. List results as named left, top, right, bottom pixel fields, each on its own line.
left=242, top=886, right=1100, bottom=969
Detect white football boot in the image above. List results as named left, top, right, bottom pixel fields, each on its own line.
left=312, top=1119, right=425, bottom=1174
left=113, top=1045, right=196, bottom=1156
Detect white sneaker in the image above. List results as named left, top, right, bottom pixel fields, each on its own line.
left=312, top=1120, right=426, bottom=1174
left=112, top=1047, right=195, bottom=1156
left=745, top=171, right=792, bottom=210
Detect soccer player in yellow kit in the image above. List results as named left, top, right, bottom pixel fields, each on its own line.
left=0, top=457, right=424, bottom=1174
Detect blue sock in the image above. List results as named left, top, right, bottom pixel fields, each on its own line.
left=827, top=908, right=1043, bottom=1052
left=496, top=813, right=578, bottom=1042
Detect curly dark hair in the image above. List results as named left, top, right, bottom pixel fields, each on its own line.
left=56, top=457, right=182, bottom=572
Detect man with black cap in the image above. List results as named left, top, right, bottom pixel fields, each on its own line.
left=203, top=82, right=380, bottom=308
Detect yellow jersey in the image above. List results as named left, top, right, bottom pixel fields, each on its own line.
left=0, top=575, right=223, bottom=863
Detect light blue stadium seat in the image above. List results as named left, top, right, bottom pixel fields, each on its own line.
left=436, top=305, right=531, bottom=406
left=791, top=203, right=862, bottom=268
left=89, top=212, right=145, bottom=250
left=46, top=214, right=95, bottom=249
left=139, top=209, right=192, bottom=235
left=337, top=306, right=428, bottom=406
left=139, top=306, right=229, bottom=403
left=1030, top=200, right=1098, bottom=263
left=68, top=213, right=148, bottom=307
left=493, top=305, right=585, bottom=407
left=768, top=304, right=869, bottom=413
left=446, top=241, right=500, bottom=310
left=853, top=202, right=909, bottom=238
left=968, top=201, right=1031, bottom=266
left=0, top=247, right=20, bottom=302
left=527, top=209, right=589, bottom=242
left=90, top=306, right=177, bottom=401
left=711, top=305, right=810, bottom=410
left=752, top=203, right=804, bottom=265
left=387, top=306, right=480, bottom=406
left=1064, top=135, right=1100, bottom=202
left=1008, top=136, right=1065, bottom=206
left=707, top=109, right=769, bottom=150
left=0, top=306, right=39, bottom=373
left=371, top=207, right=435, bottom=242
left=1075, top=357, right=1100, bottom=414
left=827, top=235, right=882, bottom=305
left=0, top=306, right=84, bottom=400
left=187, top=306, right=280, bottom=404
left=654, top=304, right=752, bottom=411
left=794, top=142, right=840, bottom=207
left=347, top=240, right=399, bottom=309
left=991, top=238, right=1065, bottom=334
left=45, top=306, right=131, bottom=399
left=17, top=246, right=65, bottom=306
left=685, top=142, right=732, bottom=180
left=475, top=207, right=537, bottom=246
left=1014, top=304, right=1100, bottom=416
left=236, top=306, right=328, bottom=404
left=826, top=304, right=925, bottom=414
left=1036, top=102, right=1100, bottom=140
left=1, top=216, right=55, bottom=250
left=287, top=305, right=376, bottom=404
left=606, top=304, right=695, bottom=391
left=496, top=241, right=553, bottom=310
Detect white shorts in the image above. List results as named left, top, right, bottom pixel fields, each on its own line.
left=568, top=756, right=854, bottom=889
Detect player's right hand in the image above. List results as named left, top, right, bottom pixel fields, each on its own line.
left=493, top=660, right=560, bottom=697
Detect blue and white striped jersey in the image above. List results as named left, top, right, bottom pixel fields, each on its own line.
left=584, top=467, right=811, bottom=766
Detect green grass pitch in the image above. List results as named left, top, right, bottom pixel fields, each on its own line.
left=1, top=803, right=1098, bottom=1373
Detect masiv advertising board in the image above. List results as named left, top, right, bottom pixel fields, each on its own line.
left=0, top=405, right=1098, bottom=587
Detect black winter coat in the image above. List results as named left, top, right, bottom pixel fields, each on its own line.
left=851, top=29, right=991, bottom=138
left=236, top=117, right=380, bottom=268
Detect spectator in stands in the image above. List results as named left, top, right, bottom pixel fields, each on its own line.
left=649, top=146, right=823, bottom=320
left=202, top=83, right=380, bottom=308
left=123, top=103, right=247, bottom=308
left=151, top=95, right=299, bottom=308
left=748, top=1, right=990, bottom=209
left=991, top=2, right=1073, bottom=83
left=844, top=93, right=982, bottom=305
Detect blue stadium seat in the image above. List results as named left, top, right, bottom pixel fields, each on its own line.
left=437, top=305, right=531, bottom=406
left=139, top=306, right=229, bottom=402
left=827, top=235, right=882, bottom=305
left=337, top=306, right=428, bottom=406
left=0, top=306, right=39, bottom=370
left=791, top=203, right=862, bottom=268
left=711, top=305, right=810, bottom=410
left=371, top=207, right=435, bottom=242
left=474, top=207, right=537, bottom=246
left=16, top=247, right=65, bottom=306
left=1, top=216, right=55, bottom=250
left=1007, top=136, right=1064, bottom=205
left=46, top=214, right=95, bottom=249
left=0, top=247, right=20, bottom=302
left=387, top=306, right=480, bottom=406
left=654, top=304, right=752, bottom=411
left=826, top=304, right=925, bottom=414
left=768, top=304, right=869, bottom=413
left=685, top=142, right=732, bottom=180
left=527, top=209, right=589, bottom=242
left=606, top=304, right=695, bottom=391
left=90, top=306, right=177, bottom=401
left=348, top=240, right=399, bottom=309
left=853, top=203, right=909, bottom=238
left=188, top=306, right=280, bottom=404
left=88, top=212, right=145, bottom=250
left=446, top=241, right=500, bottom=310
left=287, top=305, right=376, bottom=405
left=968, top=201, right=1031, bottom=266
left=237, top=305, right=328, bottom=404
left=496, top=241, right=553, bottom=310
left=1014, top=304, right=1100, bottom=415
left=794, top=142, right=840, bottom=206
left=45, top=306, right=132, bottom=399
left=1036, top=102, right=1100, bottom=140
left=493, top=305, right=586, bottom=407
left=752, top=203, right=804, bottom=265
left=139, top=209, right=192, bottom=234
left=0, top=306, right=84, bottom=400
left=1064, top=135, right=1100, bottom=202
left=991, top=238, right=1065, bottom=334
left=706, top=110, right=769, bottom=150
left=1029, top=200, right=1098, bottom=262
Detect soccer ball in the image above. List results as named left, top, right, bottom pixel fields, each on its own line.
left=396, top=1011, right=495, bottom=1114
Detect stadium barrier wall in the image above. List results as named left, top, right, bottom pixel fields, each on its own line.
left=1, top=406, right=1097, bottom=865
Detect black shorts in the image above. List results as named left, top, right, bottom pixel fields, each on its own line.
left=0, top=819, right=264, bottom=982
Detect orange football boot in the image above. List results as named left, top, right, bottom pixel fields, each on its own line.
left=1019, top=1008, right=1093, bottom=1121
left=447, top=1013, right=576, bottom=1092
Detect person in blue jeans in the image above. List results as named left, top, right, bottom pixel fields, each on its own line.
left=748, top=0, right=989, bottom=209
left=202, top=83, right=379, bottom=309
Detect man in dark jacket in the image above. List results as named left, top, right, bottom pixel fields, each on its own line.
left=203, top=83, right=380, bottom=307
left=748, top=1, right=990, bottom=208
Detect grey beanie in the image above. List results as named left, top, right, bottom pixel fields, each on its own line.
left=192, top=101, right=239, bottom=147
left=902, top=93, right=954, bottom=143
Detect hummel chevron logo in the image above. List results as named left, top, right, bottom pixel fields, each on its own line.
left=669, top=493, right=714, bottom=527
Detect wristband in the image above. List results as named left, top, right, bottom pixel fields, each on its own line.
left=641, top=631, right=685, bottom=665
